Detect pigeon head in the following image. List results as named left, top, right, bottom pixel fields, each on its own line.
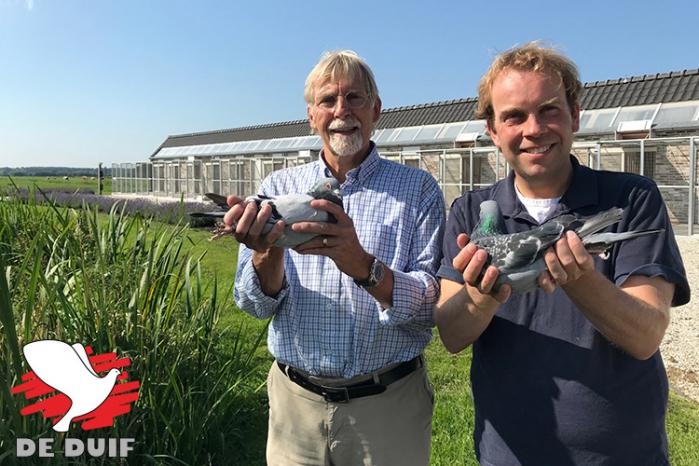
left=307, top=177, right=343, bottom=207
left=472, top=200, right=506, bottom=240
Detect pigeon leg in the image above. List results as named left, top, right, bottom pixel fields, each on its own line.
left=209, top=222, right=231, bottom=241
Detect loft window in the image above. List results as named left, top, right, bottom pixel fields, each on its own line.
left=624, top=149, right=656, bottom=178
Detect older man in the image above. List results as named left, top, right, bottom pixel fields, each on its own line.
left=226, top=50, right=444, bottom=466
left=434, top=42, right=690, bottom=465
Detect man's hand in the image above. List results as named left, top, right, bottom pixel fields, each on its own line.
left=291, top=199, right=373, bottom=279
left=539, top=230, right=595, bottom=293
left=222, top=196, right=286, bottom=252
left=292, top=199, right=396, bottom=308
left=223, top=195, right=286, bottom=297
left=453, top=233, right=511, bottom=305
left=434, top=233, right=511, bottom=353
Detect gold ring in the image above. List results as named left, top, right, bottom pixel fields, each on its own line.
left=322, top=237, right=328, bottom=247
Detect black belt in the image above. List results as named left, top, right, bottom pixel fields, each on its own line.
left=277, top=356, right=421, bottom=403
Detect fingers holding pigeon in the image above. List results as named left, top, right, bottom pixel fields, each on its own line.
left=291, top=199, right=349, bottom=251
left=453, top=233, right=511, bottom=304
left=222, top=197, right=247, bottom=228
left=292, top=200, right=371, bottom=278
left=310, top=199, right=348, bottom=223
left=543, top=231, right=595, bottom=288
left=225, top=201, right=286, bottom=252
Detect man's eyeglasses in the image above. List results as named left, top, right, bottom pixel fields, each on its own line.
left=315, top=92, right=371, bottom=110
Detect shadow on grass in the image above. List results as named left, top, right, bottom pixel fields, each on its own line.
left=225, top=387, right=269, bottom=466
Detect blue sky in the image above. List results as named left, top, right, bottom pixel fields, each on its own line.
left=1, top=0, right=697, bottom=168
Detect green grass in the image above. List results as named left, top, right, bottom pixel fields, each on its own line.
left=426, top=342, right=476, bottom=465
left=668, top=393, right=699, bottom=465
left=175, top=228, right=699, bottom=465
left=0, top=175, right=111, bottom=194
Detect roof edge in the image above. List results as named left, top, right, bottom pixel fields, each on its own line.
left=583, top=68, right=699, bottom=89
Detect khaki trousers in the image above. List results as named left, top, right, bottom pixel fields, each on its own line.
left=266, top=360, right=434, bottom=466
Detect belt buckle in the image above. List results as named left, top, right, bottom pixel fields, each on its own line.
left=321, top=385, right=350, bottom=403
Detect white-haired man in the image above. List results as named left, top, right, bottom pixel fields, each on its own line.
left=225, top=50, right=445, bottom=465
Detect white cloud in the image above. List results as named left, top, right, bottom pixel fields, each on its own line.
left=24, top=0, right=33, bottom=10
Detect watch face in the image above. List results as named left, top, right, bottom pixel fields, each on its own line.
left=371, top=259, right=384, bottom=284
left=355, top=257, right=384, bottom=288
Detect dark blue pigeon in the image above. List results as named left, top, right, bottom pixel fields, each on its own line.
left=469, top=200, right=663, bottom=293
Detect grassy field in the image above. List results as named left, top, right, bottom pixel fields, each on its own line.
left=0, top=175, right=111, bottom=194
left=189, top=228, right=699, bottom=466
left=2, top=201, right=697, bottom=465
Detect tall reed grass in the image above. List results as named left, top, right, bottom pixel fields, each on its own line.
left=0, top=191, right=265, bottom=465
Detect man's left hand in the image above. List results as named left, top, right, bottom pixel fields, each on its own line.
left=292, top=199, right=373, bottom=279
left=539, top=230, right=596, bottom=293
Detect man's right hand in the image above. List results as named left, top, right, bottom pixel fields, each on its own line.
left=224, top=195, right=287, bottom=297
left=434, top=233, right=510, bottom=354
left=452, top=233, right=511, bottom=306
left=223, top=196, right=286, bottom=252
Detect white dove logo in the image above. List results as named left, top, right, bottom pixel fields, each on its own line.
left=22, top=340, right=121, bottom=432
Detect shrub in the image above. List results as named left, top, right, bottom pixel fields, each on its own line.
left=0, top=194, right=264, bottom=465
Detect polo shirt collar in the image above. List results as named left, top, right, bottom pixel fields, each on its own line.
left=494, top=155, right=598, bottom=220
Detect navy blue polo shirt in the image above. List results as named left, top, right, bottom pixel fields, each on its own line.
left=438, top=156, right=690, bottom=466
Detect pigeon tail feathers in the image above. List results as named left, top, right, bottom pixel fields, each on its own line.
left=583, top=228, right=665, bottom=254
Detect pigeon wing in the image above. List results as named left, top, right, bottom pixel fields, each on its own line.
left=574, top=207, right=624, bottom=238
left=477, top=222, right=564, bottom=270
left=500, top=236, right=546, bottom=270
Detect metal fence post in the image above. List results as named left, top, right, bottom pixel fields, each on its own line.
left=469, top=149, right=474, bottom=192
left=689, top=137, right=696, bottom=235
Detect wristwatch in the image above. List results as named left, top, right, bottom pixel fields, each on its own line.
left=354, top=256, right=385, bottom=289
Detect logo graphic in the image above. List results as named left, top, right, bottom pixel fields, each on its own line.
left=11, top=340, right=140, bottom=432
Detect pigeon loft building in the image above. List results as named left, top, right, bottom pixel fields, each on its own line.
left=112, top=68, right=699, bottom=234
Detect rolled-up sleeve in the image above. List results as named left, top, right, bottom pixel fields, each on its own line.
left=436, top=195, right=474, bottom=285
left=232, top=177, right=290, bottom=319
left=233, top=245, right=289, bottom=319
left=378, top=175, right=445, bottom=328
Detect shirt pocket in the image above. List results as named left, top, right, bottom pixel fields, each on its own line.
left=359, top=222, right=399, bottom=264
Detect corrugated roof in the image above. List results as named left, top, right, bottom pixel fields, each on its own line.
left=159, top=119, right=311, bottom=149
left=376, top=98, right=478, bottom=129
left=580, top=69, right=699, bottom=109
left=156, top=68, right=699, bottom=154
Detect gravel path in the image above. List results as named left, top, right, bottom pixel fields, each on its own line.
left=662, top=234, right=699, bottom=402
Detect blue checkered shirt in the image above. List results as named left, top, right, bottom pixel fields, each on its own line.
left=234, top=145, right=445, bottom=378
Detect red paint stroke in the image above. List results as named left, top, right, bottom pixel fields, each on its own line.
left=11, top=345, right=140, bottom=431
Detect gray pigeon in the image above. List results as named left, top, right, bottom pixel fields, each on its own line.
left=205, top=177, right=343, bottom=247
left=469, top=200, right=663, bottom=293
